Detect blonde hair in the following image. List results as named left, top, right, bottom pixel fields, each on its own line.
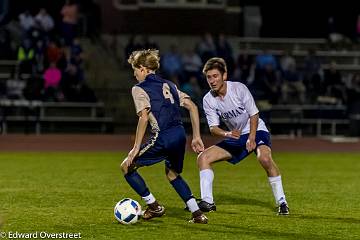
left=202, top=57, right=227, bottom=75
left=128, top=49, right=160, bottom=71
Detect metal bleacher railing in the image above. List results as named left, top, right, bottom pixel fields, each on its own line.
left=0, top=99, right=113, bottom=134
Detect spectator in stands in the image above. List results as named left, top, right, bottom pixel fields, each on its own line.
left=17, top=38, right=35, bottom=74
left=255, top=50, right=277, bottom=71
left=61, top=0, right=79, bottom=45
left=233, top=52, right=254, bottom=85
left=180, top=76, right=202, bottom=107
left=347, top=73, right=360, bottom=113
left=141, top=35, right=159, bottom=50
left=281, top=62, right=306, bottom=104
left=303, top=48, right=324, bottom=99
left=197, top=33, right=217, bottom=63
left=34, top=39, right=45, bottom=73
left=181, top=48, right=203, bottom=84
left=256, top=63, right=281, bottom=104
left=43, top=62, right=63, bottom=101
left=46, top=40, right=62, bottom=66
left=215, top=34, right=234, bottom=75
left=124, top=35, right=142, bottom=62
left=18, top=10, right=34, bottom=38
left=0, top=28, right=14, bottom=60
left=34, top=8, right=55, bottom=36
left=323, top=61, right=346, bottom=103
left=357, top=14, right=360, bottom=42
left=70, top=38, right=84, bottom=66
left=161, top=44, right=183, bottom=81
left=280, top=50, right=296, bottom=73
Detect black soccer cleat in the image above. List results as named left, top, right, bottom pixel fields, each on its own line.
left=198, top=200, right=216, bottom=212
left=278, top=202, right=289, bottom=215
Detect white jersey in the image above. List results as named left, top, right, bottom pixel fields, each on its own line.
left=203, top=81, right=268, bottom=135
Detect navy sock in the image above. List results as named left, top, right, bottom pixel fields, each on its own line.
left=124, top=171, right=150, bottom=197
left=170, top=175, right=193, bottom=203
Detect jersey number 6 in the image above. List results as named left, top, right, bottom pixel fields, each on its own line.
left=162, top=83, right=174, bottom=104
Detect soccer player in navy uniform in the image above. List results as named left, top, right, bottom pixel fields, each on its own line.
left=197, top=57, right=289, bottom=215
left=120, top=49, right=208, bottom=223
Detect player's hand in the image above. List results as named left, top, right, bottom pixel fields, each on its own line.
left=246, top=136, right=256, bottom=152
left=124, top=146, right=140, bottom=167
left=191, top=137, right=205, bottom=154
left=224, top=129, right=241, bottom=139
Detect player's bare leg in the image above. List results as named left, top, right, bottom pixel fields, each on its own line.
left=197, top=146, right=231, bottom=212
left=257, top=145, right=289, bottom=215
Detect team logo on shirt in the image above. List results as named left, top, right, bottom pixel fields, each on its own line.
left=217, top=107, right=246, bottom=120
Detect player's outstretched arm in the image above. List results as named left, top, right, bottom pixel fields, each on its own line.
left=124, top=109, right=149, bottom=167
left=182, top=98, right=204, bottom=153
left=209, top=126, right=241, bottom=139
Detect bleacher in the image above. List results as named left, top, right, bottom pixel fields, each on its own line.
left=0, top=99, right=113, bottom=134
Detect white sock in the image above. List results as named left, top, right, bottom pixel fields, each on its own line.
left=186, top=198, right=200, bottom=213
left=200, top=169, right=214, bottom=204
left=142, top=193, right=155, bottom=205
left=268, top=175, right=287, bottom=205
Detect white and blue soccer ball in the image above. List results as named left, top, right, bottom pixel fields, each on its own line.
left=114, top=198, right=142, bottom=224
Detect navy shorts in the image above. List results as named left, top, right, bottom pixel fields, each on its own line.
left=134, top=125, right=186, bottom=173
left=216, top=130, right=271, bottom=164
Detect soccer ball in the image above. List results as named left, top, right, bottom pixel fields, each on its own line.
left=114, top=198, right=142, bottom=224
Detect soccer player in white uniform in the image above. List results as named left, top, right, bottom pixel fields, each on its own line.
left=197, top=57, right=289, bottom=215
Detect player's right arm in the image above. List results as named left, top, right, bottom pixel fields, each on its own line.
left=209, top=126, right=241, bottom=139
left=123, top=86, right=151, bottom=167
left=203, top=95, right=240, bottom=139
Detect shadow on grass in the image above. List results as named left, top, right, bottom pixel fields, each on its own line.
left=216, top=193, right=274, bottom=210
left=290, top=214, right=360, bottom=224
left=182, top=223, right=342, bottom=240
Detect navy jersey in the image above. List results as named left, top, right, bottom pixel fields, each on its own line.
left=132, top=74, right=189, bottom=133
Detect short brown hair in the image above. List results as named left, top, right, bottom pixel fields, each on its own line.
left=128, top=49, right=160, bottom=71
left=202, top=57, right=227, bottom=75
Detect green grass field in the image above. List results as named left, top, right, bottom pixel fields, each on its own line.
left=0, top=152, right=359, bottom=240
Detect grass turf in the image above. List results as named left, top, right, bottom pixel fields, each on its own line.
left=0, top=152, right=359, bottom=240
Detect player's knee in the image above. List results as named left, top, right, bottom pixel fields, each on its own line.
left=120, top=161, right=128, bottom=175
left=258, top=155, right=273, bottom=168
left=165, top=168, right=178, bottom=181
left=197, top=152, right=210, bottom=168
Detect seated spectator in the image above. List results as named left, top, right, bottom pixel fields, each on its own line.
left=18, top=10, right=34, bottom=38
left=280, top=50, right=296, bottom=73
left=197, top=33, right=217, bottom=63
left=161, top=44, right=183, bottom=81
left=43, top=62, right=63, bottom=101
left=303, top=48, right=324, bottom=99
left=35, top=8, right=55, bottom=36
left=216, top=34, right=235, bottom=75
left=255, top=63, right=281, bottom=104
left=323, top=61, right=346, bottom=103
left=17, top=38, right=35, bottom=74
left=61, top=0, right=79, bottom=45
left=234, top=52, right=254, bottom=84
left=181, top=48, right=203, bottom=84
left=281, top=63, right=306, bottom=104
left=347, top=73, right=360, bottom=113
left=180, top=76, right=203, bottom=108
left=255, top=50, right=277, bottom=71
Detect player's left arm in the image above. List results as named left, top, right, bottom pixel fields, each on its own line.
left=124, top=108, right=149, bottom=167
left=239, top=83, right=259, bottom=152
left=182, top=98, right=205, bottom=153
left=247, top=113, right=259, bottom=152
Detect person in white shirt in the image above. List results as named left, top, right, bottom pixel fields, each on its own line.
left=197, top=57, right=289, bottom=215
left=35, top=8, right=55, bottom=33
